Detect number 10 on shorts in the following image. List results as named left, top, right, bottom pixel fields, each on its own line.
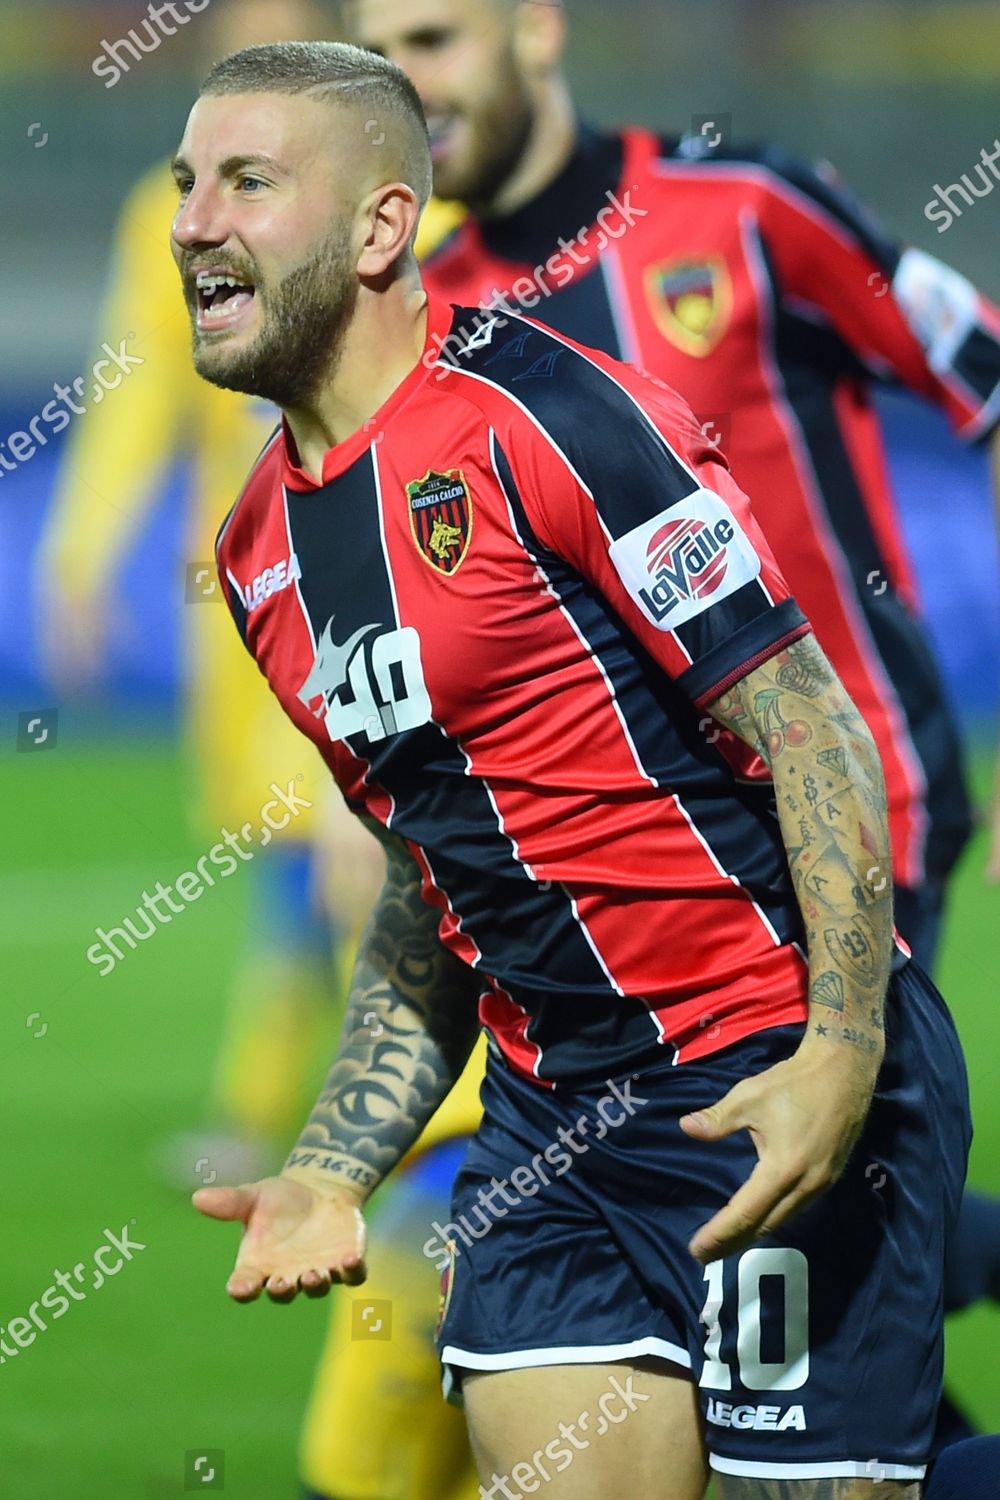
left=699, top=1247, right=809, bottom=1391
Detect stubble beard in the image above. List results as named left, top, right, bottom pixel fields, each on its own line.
left=434, top=49, right=535, bottom=210
left=192, top=223, right=358, bottom=410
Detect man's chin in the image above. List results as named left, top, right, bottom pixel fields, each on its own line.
left=434, top=148, right=521, bottom=210
left=432, top=159, right=476, bottom=204
left=191, top=328, right=257, bottom=385
left=192, top=347, right=258, bottom=396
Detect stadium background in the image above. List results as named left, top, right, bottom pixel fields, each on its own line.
left=2, top=0, right=998, bottom=1493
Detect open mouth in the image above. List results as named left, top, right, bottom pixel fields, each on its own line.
left=194, top=269, right=257, bottom=332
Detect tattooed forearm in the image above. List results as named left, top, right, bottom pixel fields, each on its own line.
left=282, top=819, right=482, bottom=1198
left=708, top=634, right=893, bottom=1062
left=717, top=1475, right=919, bottom=1499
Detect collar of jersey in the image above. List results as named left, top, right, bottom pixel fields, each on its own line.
left=280, top=294, right=457, bottom=490
left=476, top=122, right=625, bottom=264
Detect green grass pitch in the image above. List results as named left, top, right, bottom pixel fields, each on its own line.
left=4, top=729, right=998, bottom=1496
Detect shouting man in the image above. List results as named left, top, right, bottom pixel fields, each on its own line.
left=173, top=42, right=969, bottom=1500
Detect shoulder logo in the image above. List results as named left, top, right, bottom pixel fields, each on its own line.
left=407, top=469, right=473, bottom=576
left=644, top=256, right=733, bottom=357
left=608, top=489, right=761, bottom=630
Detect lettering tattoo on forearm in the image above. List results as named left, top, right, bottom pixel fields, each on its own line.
left=708, top=635, right=893, bottom=1060
left=285, top=824, right=481, bottom=1194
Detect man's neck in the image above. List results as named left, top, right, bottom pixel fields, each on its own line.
left=283, top=280, right=429, bottom=482
left=478, top=78, right=577, bottom=220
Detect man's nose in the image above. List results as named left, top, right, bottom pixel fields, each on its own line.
left=172, top=182, right=228, bottom=250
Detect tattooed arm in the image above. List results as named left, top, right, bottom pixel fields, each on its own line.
left=712, top=632, right=893, bottom=1058
left=193, top=817, right=483, bottom=1303
left=282, top=814, right=483, bottom=1196
left=682, top=633, right=893, bottom=1262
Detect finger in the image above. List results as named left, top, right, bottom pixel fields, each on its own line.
left=756, top=1177, right=828, bottom=1241
left=226, top=1268, right=266, bottom=1302
left=300, top=1270, right=333, bottom=1299
left=337, top=1257, right=367, bottom=1288
left=264, top=1274, right=298, bottom=1304
left=679, top=1084, right=753, bottom=1143
left=689, top=1163, right=799, bottom=1263
left=193, top=1185, right=257, bottom=1222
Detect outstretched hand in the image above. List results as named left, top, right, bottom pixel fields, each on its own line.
left=193, top=1175, right=368, bottom=1302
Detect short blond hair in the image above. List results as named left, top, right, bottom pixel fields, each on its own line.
left=201, top=40, right=433, bottom=207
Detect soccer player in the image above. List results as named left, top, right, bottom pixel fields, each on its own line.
left=175, top=41, right=971, bottom=1499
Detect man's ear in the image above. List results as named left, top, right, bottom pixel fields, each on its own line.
left=512, top=0, right=567, bottom=76
left=357, top=182, right=421, bottom=279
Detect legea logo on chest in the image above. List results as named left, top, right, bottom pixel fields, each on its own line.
left=242, top=552, right=302, bottom=614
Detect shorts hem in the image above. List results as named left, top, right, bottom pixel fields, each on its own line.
left=441, top=1336, right=691, bottom=1404
left=709, top=1455, right=926, bottom=1480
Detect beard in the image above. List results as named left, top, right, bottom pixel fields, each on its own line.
left=434, top=46, right=535, bottom=209
left=189, top=222, right=358, bottom=409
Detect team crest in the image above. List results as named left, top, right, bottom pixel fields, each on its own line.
left=644, top=256, right=733, bottom=357
left=407, top=468, right=473, bottom=575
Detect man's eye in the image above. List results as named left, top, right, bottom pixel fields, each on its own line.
left=238, top=176, right=265, bottom=193
left=409, top=27, right=453, bottom=50
left=176, top=178, right=194, bottom=197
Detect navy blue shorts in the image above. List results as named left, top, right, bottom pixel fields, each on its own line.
left=436, top=961, right=970, bottom=1484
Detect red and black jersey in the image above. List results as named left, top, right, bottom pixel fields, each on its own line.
left=423, top=127, right=1000, bottom=886
left=217, top=298, right=904, bottom=1088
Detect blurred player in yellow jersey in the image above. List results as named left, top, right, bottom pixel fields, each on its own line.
left=38, top=3, right=480, bottom=1497
left=40, top=0, right=358, bottom=1165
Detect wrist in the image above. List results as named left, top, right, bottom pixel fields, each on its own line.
left=280, top=1153, right=377, bottom=1205
left=796, top=1023, right=884, bottom=1074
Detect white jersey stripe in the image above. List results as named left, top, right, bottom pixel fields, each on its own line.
left=600, top=245, right=643, bottom=365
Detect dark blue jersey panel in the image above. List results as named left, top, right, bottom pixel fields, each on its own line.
left=512, top=265, right=625, bottom=361
left=955, top=326, right=1000, bottom=421
left=678, top=596, right=809, bottom=706
left=444, top=308, right=697, bottom=529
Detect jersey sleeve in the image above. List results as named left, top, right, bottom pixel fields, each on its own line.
left=502, top=345, right=811, bottom=707
left=756, top=146, right=1000, bottom=443
left=214, top=506, right=253, bottom=655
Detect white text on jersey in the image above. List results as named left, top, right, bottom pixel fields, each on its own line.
left=243, top=553, right=302, bottom=614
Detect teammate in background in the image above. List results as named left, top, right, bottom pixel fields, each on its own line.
left=355, top=0, right=1000, bottom=961
left=178, top=41, right=970, bottom=1500
left=348, top=0, right=1000, bottom=1452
